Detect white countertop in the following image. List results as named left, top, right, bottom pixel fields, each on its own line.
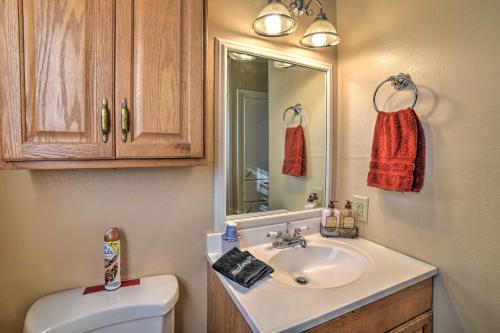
left=207, top=219, right=437, bottom=333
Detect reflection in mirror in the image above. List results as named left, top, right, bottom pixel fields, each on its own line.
left=225, top=51, right=328, bottom=219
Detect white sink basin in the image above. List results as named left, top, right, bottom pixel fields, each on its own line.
left=265, top=243, right=369, bottom=289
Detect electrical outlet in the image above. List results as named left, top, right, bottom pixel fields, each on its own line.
left=311, top=187, right=323, bottom=205
left=352, top=195, right=369, bottom=223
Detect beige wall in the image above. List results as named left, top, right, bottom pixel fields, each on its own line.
left=0, top=1, right=337, bottom=332
left=336, top=1, right=500, bottom=332
left=268, top=65, right=327, bottom=211
left=0, top=169, right=212, bottom=333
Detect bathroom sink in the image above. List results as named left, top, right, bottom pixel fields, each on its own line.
left=266, top=244, right=368, bottom=289
left=208, top=230, right=437, bottom=333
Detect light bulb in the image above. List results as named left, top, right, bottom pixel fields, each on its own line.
left=264, top=15, right=283, bottom=35
left=229, top=52, right=256, bottom=62
left=311, top=33, right=328, bottom=47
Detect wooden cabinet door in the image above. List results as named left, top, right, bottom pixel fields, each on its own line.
left=388, top=311, right=433, bottom=333
left=115, top=0, right=204, bottom=159
left=0, top=0, right=115, bottom=161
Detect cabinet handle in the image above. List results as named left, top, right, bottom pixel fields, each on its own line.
left=121, top=98, right=129, bottom=142
left=101, top=98, right=110, bottom=143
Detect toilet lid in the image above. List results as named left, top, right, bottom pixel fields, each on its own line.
left=24, top=275, right=179, bottom=333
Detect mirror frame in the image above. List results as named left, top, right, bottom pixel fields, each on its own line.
left=214, top=38, right=334, bottom=232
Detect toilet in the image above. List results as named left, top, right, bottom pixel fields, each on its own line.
left=24, top=275, right=178, bottom=333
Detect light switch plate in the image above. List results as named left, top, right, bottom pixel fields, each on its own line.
left=353, top=195, right=369, bottom=223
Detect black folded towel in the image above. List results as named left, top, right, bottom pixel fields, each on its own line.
left=212, top=247, right=274, bottom=288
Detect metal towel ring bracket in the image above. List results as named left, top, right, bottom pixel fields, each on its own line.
left=373, top=73, right=418, bottom=112
left=283, top=103, right=303, bottom=127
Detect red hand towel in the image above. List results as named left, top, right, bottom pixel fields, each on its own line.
left=367, top=108, right=425, bottom=192
left=282, top=125, right=306, bottom=177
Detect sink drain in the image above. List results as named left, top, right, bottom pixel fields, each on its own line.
left=295, top=276, right=309, bottom=285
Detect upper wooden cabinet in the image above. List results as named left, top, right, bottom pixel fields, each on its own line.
left=115, top=0, right=204, bottom=159
left=1, top=0, right=115, bottom=161
left=0, top=0, right=205, bottom=168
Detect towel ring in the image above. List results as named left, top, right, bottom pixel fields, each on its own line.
left=373, top=73, right=418, bottom=112
left=283, top=104, right=303, bottom=127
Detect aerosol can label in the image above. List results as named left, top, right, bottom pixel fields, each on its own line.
left=104, top=240, right=121, bottom=290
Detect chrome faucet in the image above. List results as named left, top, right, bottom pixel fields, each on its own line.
left=267, top=224, right=308, bottom=249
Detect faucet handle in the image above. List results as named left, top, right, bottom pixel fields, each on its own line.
left=293, top=226, right=309, bottom=237
left=277, top=231, right=283, bottom=242
left=267, top=231, right=285, bottom=249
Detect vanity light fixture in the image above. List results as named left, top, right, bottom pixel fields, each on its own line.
left=252, top=0, right=341, bottom=49
left=228, top=52, right=257, bottom=62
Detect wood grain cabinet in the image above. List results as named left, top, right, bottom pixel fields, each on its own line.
left=0, top=0, right=205, bottom=169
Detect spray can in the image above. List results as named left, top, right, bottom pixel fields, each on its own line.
left=104, top=227, right=121, bottom=291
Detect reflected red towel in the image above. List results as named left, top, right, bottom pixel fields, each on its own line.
left=282, top=126, right=306, bottom=177
left=367, top=108, right=425, bottom=192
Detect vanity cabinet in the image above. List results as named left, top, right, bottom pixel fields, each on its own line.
left=0, top=0, right=205, bottom=169
left=208, top=266, right=433, bottom=333
left=387, top=311, right=432, bottom=333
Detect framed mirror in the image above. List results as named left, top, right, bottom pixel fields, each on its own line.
left=214, top=39, right=333, bottom=231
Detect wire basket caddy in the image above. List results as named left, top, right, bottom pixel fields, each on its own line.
left=320, top=224, right=358, bottom=239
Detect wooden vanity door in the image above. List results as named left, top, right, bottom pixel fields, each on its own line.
left=115, top=0, right=204, bottom=159
left=0, top=0, right=115, bottom=161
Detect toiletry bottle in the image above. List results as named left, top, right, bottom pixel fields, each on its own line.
left=222, top=221, right=240, bottom=254
left=342, top=201, right=355, bottom=229
left=334, top=204, right=341, bottom=229
left=104, top=227, right=121, bottom=291
left=304, top=195, right=317, bottom=210
left=325, top=201, right=339, bottom=228
left=321, top=204, right=330, bottom=227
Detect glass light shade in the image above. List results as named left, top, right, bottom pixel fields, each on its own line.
left=272, top=60, right=295, bottom=69
left=252, top=0, right=297, bottom=37
left=300, top=16, right=341, bottom=48
left=229, top=52, right=256, bottom=62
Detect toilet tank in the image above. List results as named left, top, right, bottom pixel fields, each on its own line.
left=24, top=275, right=179, bottom=333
